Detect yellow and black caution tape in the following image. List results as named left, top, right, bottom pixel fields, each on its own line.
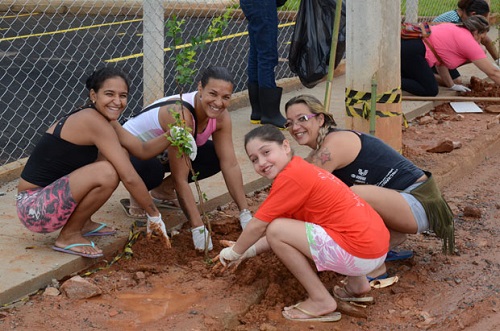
left=345, top=87, right=408, bottom=126
left=81, top=220, right=146, bottom=277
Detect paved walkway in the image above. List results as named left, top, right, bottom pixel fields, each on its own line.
left=0, top=60, right=491, bottom=306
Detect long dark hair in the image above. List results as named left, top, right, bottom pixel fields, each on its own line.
left=460, top=14, right=490, bottom=34
left=85, top=67, right=130, bottom=97
left=198, top=66, right=235, bottom=88
left=457, top=0, right=490, bottom=17
left=244, top=124, right=286, bottom=152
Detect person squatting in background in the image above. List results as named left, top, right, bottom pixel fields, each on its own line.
left=16, top=67, right=172, bottom=258
left=283, top=95, right=455, bottom=280
left=401, top=15, right=500, bottom=96
left=121, top=66, right=252, bottom=251
left=433, top=0, right=499, bottom=86
left=217, top=124, right=389, bottom=323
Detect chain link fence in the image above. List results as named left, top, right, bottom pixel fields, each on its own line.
left=0, top=0, right=494, bottom=167
left=0, top=0, right=300, bottom=166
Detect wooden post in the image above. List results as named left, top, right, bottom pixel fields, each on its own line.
left=345, top=0, right=402, bottom=151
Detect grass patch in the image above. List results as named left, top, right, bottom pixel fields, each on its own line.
left=279, top=0, right=487, bottom=18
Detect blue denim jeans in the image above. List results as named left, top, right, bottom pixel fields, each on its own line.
left=240, top=0, right=278, bottom=88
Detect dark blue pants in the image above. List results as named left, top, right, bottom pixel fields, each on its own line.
left=240, top=0, right=279, bottom=88
left=130, top=140, right=221, bottom=191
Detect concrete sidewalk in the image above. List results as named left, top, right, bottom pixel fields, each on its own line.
left=0, top=62, right=490, bottom=307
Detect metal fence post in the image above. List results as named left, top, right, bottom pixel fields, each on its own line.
left=143, top=0, right=165, bottom=107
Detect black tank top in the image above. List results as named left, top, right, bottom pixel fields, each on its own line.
left=21, top=105, right=99, bottom=187
left=331, top=130, right=424, bottom=189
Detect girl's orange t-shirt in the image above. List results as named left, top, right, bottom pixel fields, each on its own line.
left=255, top=156, right=389, bottom=259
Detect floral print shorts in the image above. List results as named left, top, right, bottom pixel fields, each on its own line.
left=16, top=176, right=77, bottom=233
left=305, top=222, right=386, bottom=276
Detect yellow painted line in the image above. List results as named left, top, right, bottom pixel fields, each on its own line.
left=106, top=21, right=296, bottom=63
left=0, top=12, right=39, bottom=19
left=0, top=18, right=142, bottom=42
left=106, top=31, right=248, bottom=62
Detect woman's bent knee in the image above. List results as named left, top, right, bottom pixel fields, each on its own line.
left=93, top=161, right=120, bottom=186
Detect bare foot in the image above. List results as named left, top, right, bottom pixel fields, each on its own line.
left=150, top=190, right=177, bottom=202
left=150, top=176, right=177, bottom=201
left=129, top=196, right=146, bottom=217
left=332, top=285, right=374, bottom=304
left=389, top=230, right=408, bottom=250
left=366, top=263, right=387, bottom=280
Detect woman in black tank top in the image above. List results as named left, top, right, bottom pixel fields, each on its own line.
left=17, top=67, right=175, bottom=258
left=283, top=94, right=454, bottom=280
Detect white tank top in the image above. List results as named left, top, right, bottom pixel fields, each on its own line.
left=123, top=91, right=197, bottom=142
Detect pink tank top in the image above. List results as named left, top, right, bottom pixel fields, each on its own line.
left=195, top=117, right=217, bottom=146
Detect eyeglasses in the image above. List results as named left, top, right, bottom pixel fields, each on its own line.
left=284, top=114, right=317, bottom=129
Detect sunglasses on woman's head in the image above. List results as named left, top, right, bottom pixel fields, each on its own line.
left=284, top=114, right=317, bottom=129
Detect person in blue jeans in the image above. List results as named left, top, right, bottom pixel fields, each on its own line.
left=240, top=0, right=286, bottom=128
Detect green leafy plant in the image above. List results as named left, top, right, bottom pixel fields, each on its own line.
left=164, top=7, right=234, bottom=258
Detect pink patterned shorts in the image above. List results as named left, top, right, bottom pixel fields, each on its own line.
left=306, top=222, right=386, bottom=276
left=16, top=176, right=77, bottom=233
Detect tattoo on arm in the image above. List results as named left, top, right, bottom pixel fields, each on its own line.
left=316, top=148, right=332, bottom=165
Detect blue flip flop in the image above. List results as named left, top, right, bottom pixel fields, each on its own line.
left=367, top=273, right=388, bottom=282
left=385, top=250, right=414, bottom=262
left=52, top=241, right=104, bottom=258
left=83, top=222, right=116, bottom=237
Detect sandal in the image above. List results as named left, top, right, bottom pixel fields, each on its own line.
left=152, top=197, right=181, bottom=210
left=370, top=276, right=399, bottom=289
left=282, top=303, right=341, bottom=322
left=120, top=199, right=147, bottom=219
left=333, top=285, right=374, bottom=304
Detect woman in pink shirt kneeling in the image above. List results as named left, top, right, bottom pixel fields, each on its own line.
left=401, top=15, right=500, bottom=96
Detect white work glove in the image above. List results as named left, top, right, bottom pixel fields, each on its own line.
left=170, top=126, right=197, bottom=161
left=147, top=214, right=171, bottom=248
left=219, top=245, right=257, bottom=267
left=191, top=225, right=213, bottom=251
left=239, top=209, right=252, bottom=229
left=450, top=84, right=471, bottom=92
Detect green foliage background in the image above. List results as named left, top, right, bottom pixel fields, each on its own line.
left=280, top=0, right=498, bottom=17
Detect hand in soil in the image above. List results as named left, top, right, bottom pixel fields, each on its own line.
left=211, top=240, right=242, bottom=275
left=146, top=215, right=171, bottom=248
left=211, top=255, right=246, bottom=275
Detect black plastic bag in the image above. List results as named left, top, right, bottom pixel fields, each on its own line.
left=277, top=0, right=287, bottom=7
left=288, top=0, right=346, bottom=88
